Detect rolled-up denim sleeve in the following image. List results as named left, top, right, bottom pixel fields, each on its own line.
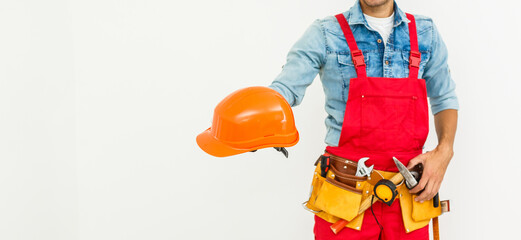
left=268, top=19, right=327, bottom=107
left=423, top=21, right=459, bottom=114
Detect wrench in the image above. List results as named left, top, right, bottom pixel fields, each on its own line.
left=355, top=157, right=373, bottom=177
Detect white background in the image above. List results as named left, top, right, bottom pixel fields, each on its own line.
left=1, top=0, right=520, bottom=239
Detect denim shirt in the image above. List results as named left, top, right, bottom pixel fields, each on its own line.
left=268, top=1, right=459, bottom=147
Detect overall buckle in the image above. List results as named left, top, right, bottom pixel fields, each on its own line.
left=409, top=51, right=421, bottom=68
left=351, top=50, right=366, bottom=67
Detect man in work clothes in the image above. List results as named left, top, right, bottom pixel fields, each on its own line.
left=268, top=0, right=458, bottom=239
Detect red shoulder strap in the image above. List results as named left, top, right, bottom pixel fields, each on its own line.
left=336, top=13, right=421, bottom=79
left=335, top=14, right=367, bottom=78
left=406, top=13, right=421, bottom=79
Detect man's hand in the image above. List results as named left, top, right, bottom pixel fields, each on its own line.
left=408, top=109, right=458, bottom=202
left=407, top=146, right=453, bottom=202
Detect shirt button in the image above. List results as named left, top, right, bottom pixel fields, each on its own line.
left=377, top=39, right=382, bottom=43
left=385, top=60, right=389, bottom=65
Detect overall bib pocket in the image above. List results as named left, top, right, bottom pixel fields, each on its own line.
left=360, top=94, right=417, bottom=152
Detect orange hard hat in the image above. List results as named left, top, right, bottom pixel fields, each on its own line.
left=196, top=86, right=299, bottom=157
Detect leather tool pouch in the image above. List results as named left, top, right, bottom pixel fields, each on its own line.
left=406, top=164, right=443, bottom=222
left=312, top=156, right=367, bottom=222
left=398, top=186, right=443, bottom=233
left=411, top=194, right=442, bottom=221
left=329, top=155, right=360, bottom=187
left=314, top=175, right=363, bottom=221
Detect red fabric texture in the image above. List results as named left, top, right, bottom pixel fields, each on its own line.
left=313, top=200, right=429, bottom=240
left=405, top=13, right=421, bottom=79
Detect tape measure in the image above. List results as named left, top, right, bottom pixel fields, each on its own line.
left=374, top=179, right=398, bottom=206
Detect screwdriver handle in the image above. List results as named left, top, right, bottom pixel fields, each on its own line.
left=433, top=193, right=440, bottom=208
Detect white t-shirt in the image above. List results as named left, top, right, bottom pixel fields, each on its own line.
left=364, top=12, right=394, bottom=46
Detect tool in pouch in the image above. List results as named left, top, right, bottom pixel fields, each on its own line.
left=393, top=157, right=440, bottom=207
left=357, top=158, right=402, bottom=206
left=355, top=157, right=372, bottom=177
left=392, top=157, right=450, bottom=216
left=394, top=157, right=451, bottom=240
left=359, top=157, right=402, bottom=207
left=372, top=157, right=443, bottom=207
left=373, top=179, right=399, bottom=206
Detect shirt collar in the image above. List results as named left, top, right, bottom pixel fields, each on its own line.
left=346, top=0, right=410, bottom=27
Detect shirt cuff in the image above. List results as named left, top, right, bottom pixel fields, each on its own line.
left=429, top=91, right=459, bottom=115
left=268, top=83, right=295, bottom=107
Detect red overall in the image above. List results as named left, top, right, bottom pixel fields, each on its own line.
left=314, top=13, right=430, bottom=240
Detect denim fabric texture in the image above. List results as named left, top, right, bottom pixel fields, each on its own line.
left=268, top=0, right=459, bottom=147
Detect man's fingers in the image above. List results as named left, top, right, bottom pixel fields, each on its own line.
left=409, top=177, right=427, bottom=194
left=407, top=155, right=424, bottom=169
left=415, top=181, right=436, bottom=202
left=414, top=184, right=434, bottom=203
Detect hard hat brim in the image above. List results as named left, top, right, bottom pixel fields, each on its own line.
left=196, top=128, right=252, bottom=157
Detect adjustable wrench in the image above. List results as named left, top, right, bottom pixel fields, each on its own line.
left=355, top=157, right=373, bottom=177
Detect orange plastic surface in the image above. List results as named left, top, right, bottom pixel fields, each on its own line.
left=196, top=86, right=299, bottom=157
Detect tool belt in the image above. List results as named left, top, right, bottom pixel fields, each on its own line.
left=303, top=153, right=446, bottom=232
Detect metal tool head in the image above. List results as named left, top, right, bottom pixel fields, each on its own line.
left=393, top=157, right=418, bottom=189
left=355, top=157, right=373, bottom=177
